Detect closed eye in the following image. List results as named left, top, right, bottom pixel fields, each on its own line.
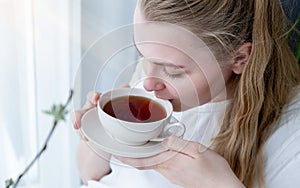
left=162, top=65, right=185, bottom=79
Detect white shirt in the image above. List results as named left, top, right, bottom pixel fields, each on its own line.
left=82, top=64, right=300, bottom=187
left=264, top=89, right=300, bottom=188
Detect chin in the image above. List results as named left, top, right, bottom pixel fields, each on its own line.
left=168, top=100, right=178, bottom=111
left=172, top=102, right=198, bottom=112
left=173, top=107, right=181, bottom=112
left=170, top=100, right=195, bottom=112
left=171, top=102, right=184, bottom=112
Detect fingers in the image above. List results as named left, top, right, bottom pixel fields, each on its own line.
left=71, top=111, right=85, bottom=129
left=120, top=84, right=130, bottom=88
left=83, top=91, right=100, bottom=108
left=71, top=106, right=95, bottom=129
left=71, top=91, right=101, bottom=130
left=116, top=137, right=207, bottom=169
left=162, top=136, right=207, bottom=159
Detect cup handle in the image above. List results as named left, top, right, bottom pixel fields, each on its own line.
left=150, top=120, right=186, bottom=142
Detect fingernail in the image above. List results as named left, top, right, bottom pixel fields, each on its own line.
left=74, top=122, right=79, bottom=129
left=94, top=93, right=99, bottom=104
left=93, top=93, right=98, bottom=104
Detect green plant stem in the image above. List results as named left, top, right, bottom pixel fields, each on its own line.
left=11, top=90, right=73, bottom=188
left=13, top=120, right=58, bottom=188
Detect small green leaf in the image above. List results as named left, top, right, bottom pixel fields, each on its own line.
left=51, top=105, right=56, bottom=113
left=43, top=103, right=68, bottom=122
left=42, top=110, right=51, bottom=115
left=5, top=178, right=14, bottom=188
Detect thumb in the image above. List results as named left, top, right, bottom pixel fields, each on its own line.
left=121, top=84, right=130, bottom=88
left=162, top=136, right=207, bottom=159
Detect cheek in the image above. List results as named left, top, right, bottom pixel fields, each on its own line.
left=185, top=75, right=212, bottom=105
left=168, top=74, right=212, bottom=108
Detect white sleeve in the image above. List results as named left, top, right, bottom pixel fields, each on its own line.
left=264, top=98, right=300, bottom=188
left=265, top=134, right=300, bottom=187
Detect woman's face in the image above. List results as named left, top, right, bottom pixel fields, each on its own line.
left=134, top=5, right=234, bottom=111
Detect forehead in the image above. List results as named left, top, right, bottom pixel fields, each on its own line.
left=135, top=22, right=217, bottom=66
left=134, top=6, right=212, bottom=60
left=134, top=21, right=202, bottom=51
left=133, top=4, right=202, bottom=50
left=133, top=5, right=220, bottom=68
left=135, top=42, right=192, bottom=66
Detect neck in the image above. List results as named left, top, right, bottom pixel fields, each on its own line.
left=211, top=75, right=239, bottom=103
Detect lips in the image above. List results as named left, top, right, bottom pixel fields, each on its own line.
left=154, top=93, right=175, bottom=103
left=154, top=92, right=172, bottom=100
left=153, top=93, right=179, bottom=109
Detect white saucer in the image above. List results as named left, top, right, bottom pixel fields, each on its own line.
left=81, top=108, right=167, bottom=158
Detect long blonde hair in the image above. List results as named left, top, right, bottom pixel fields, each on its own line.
left=139, top=0, right=300, bottom=187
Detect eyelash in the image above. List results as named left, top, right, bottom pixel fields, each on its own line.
left=139, top=55, right=184, bottom=79
left=162, top=67, right=183, bottom=79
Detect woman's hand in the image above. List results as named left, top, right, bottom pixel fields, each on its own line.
left=71, top=91, right=101, bottom=140
left=71, top=85, right=130, bottom=184
left=71, top=91, right=111, bottom=184
left=116, top=136, right=245, bottom=188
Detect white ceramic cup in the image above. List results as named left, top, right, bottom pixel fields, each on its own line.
left=97, top=88, right=185, bottom=146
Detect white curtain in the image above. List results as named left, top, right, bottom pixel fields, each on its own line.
left=0, top=0, right=81, bottom=187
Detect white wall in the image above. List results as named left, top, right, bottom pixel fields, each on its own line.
left=77, top=0, right=137, bottom=108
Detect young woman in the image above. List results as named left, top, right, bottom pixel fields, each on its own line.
left=72, top=0, right=300, bottom=187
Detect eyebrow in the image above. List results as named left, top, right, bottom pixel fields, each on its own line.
left=152, top=61, right=184, bottom=68
left=133, top=41, right=185, bottom=68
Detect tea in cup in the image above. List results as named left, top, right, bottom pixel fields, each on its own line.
left=97, top=88, right=185, bottom=146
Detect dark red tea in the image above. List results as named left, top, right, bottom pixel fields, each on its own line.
left=103, top=96, right=167, bottom=123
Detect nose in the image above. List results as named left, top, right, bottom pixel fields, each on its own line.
left=143, top=77, right=165, bottom=92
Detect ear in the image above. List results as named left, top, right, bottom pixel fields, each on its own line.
left=231, top=42, right=252, bottom=74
